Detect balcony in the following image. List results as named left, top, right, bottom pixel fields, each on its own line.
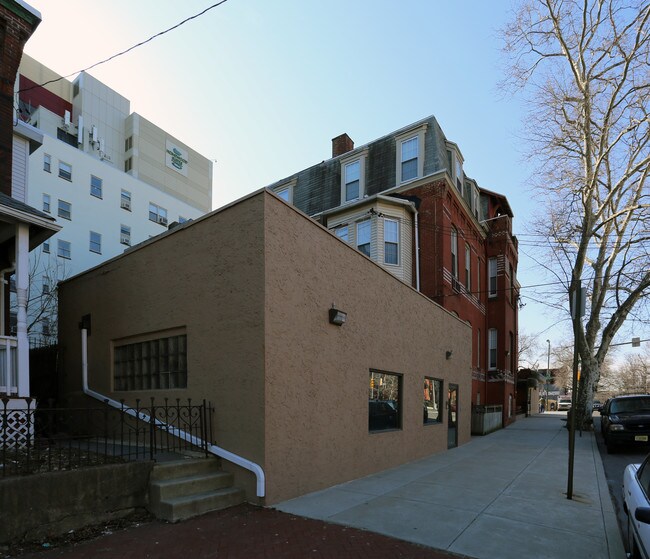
left=0, top=336, right=18, bottom=395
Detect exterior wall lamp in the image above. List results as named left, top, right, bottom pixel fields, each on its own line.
left=446, top=350, right=453, bottom=360
left=329, top=307, right=347, bottom=326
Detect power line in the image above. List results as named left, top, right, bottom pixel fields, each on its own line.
left=18, top=1, right=229, bottom=94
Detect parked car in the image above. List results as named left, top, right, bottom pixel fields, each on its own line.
left=557, top=396, right=572, bottom=411
left=600, top=395, right=650, bottom=453
left=623, top=453, right=650, bottom=559
left=369, top=400, right=398, bottom=431
left=593, top=400, right=603, bottom=411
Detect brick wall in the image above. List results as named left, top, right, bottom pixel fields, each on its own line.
left=0, top=1, right=39, bottom=195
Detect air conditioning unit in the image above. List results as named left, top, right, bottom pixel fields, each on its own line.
left=120, top=234, right=130, bottom=245
left=158, top=216, right=168, bottom=225
left=121, top=200, right=131, bottom=211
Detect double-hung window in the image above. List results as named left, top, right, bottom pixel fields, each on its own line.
left=384, top=219, right=399, bottom=265
left=455, top=156, right=463, bottom=194
left=335, top=225, right=349, bottom=242
left=58, top=162, right=72, bottom=181
left=42, top=194, right=51, bottom=213
left=58, top=199, right=71, bottom=220
left=89, top=231, right=102, bottom=254
left=344, top=160, right=360, bottom=202
left=451, top=228, right=458, bottom=279
left=149, top=203, right=168, bottom=225
left=488, top=328, right=498, bottom=370
left=90, top=175, right=103, bottom=198
left=57, top=239, right=71, bottom=259
left=120, top=224, right=131, bottom=246
left=465, top=244, right=471, bottom=291
left=400, top=137, right=418, bottom=182
left=43, top=154, right=51, bottom=173
left=356, top=220, right=371, bottom=257
left=488, top=257, right=498, bottom=297
left=121, top=189, right=132, bottom=211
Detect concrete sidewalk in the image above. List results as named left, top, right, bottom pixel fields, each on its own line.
left=276, top=413, right=625, bottom=559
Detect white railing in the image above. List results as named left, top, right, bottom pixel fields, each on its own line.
left=0, top=336, right=18, bottom=395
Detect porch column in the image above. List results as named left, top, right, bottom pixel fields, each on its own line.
left=15, top=223, right=29, bottom=397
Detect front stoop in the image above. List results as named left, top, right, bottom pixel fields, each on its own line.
left=148, top=458, right=245, bottom=522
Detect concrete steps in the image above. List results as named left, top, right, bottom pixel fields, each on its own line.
left=149, top=458, right=245, bottom=522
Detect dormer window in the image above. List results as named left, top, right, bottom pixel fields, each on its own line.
left=273, top=179, right=295, bottom=203
left=400, top=137, right=418, bottom=182
left=344, top=161, right=360, bottom=202
left=395, top=124, right=427, bottom=185
left=276, top=186, right=290, bottom=201
left=455, top=155, right=463, bottom=194
left=340, top=150, right=367, bottom=205
left=473, top=187, right=480, bottom=220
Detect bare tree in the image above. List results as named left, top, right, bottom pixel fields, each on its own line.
left=518, top=330, right=541, bottom=368
left=502, top=0, right=650, bottom=428
left=11, top=249, right=68, bottom=347
left=603, top=346, right=650, bottom=394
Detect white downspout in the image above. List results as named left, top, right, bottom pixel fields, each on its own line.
left=80, top=327, right=266, bottom=497
left=414, top=209, right=421, bottom=292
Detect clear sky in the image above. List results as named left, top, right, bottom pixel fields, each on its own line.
left=23, top=0, right=638, bottom=367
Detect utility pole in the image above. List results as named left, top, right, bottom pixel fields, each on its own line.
left=567, top=281, right=586, bottom=500
left=546, top=339, right=551, bottom=411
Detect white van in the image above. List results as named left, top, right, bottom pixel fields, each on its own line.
left=557, top=396, right=572, bottom=411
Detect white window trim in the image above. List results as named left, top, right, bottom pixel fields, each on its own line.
left=395, top=124, right=427, bottom=185
left=121, top=189, right=132, bottom=211
left=272, top=178, right=296, bottom=203
left=383, top=218, right=400, bottom=266
left=58, top=161, right=72, bottom=181
left=465, top=244, right=471, bottom=291
left=339, top=149, right=368, bottom=205
left=149, top=202, right=168, bottom=226
left=488, top=328, right=498, bottom=370
left=451, top=228, right=458, bottom=279
left=356, top=219, right=371, bottom=258
left=57, top=239, right=71, bottom=259
left=333, top=224, right=349, bottom=243
left=488, top=257, right=498, bottom=298
left=89, top=231, right=102, bottom=254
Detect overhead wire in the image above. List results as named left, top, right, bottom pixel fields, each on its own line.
left=17, top=1, right=229, bottom=95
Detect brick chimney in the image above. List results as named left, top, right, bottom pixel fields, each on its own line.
left=332, top=133, right=354, bottom=158
left=0, top=1, right=41, bottom=196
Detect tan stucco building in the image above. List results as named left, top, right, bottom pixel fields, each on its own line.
left=58, top=190, right=471, bottom=504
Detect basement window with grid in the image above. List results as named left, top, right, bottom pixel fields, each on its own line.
left=114, top=333, right=187, bottom=391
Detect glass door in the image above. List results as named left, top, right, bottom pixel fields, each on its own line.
left=447, top=384, right=458, bottom=449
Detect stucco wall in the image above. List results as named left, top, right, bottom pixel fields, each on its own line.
left=58, top=190, right=471, bottom=505
left=263, top=193, right=471, bottom=503
left=58, top=194, right=267, bottom=500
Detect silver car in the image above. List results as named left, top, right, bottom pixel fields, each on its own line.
left=623, top=454, right=650, bottom=558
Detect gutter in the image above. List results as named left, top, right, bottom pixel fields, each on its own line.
left=80, top=326, right=266, bottom=497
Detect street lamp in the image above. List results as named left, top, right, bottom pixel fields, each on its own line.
left=546, top=339, right=551, bottom=411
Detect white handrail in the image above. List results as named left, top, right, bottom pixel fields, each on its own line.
left=80, top=328, right=265, bottom=497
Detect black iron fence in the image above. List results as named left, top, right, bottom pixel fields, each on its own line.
left=0, top=397, right=214, bottom=478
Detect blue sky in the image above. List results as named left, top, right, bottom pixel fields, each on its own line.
left=23, top=0, right=599, bottom=366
